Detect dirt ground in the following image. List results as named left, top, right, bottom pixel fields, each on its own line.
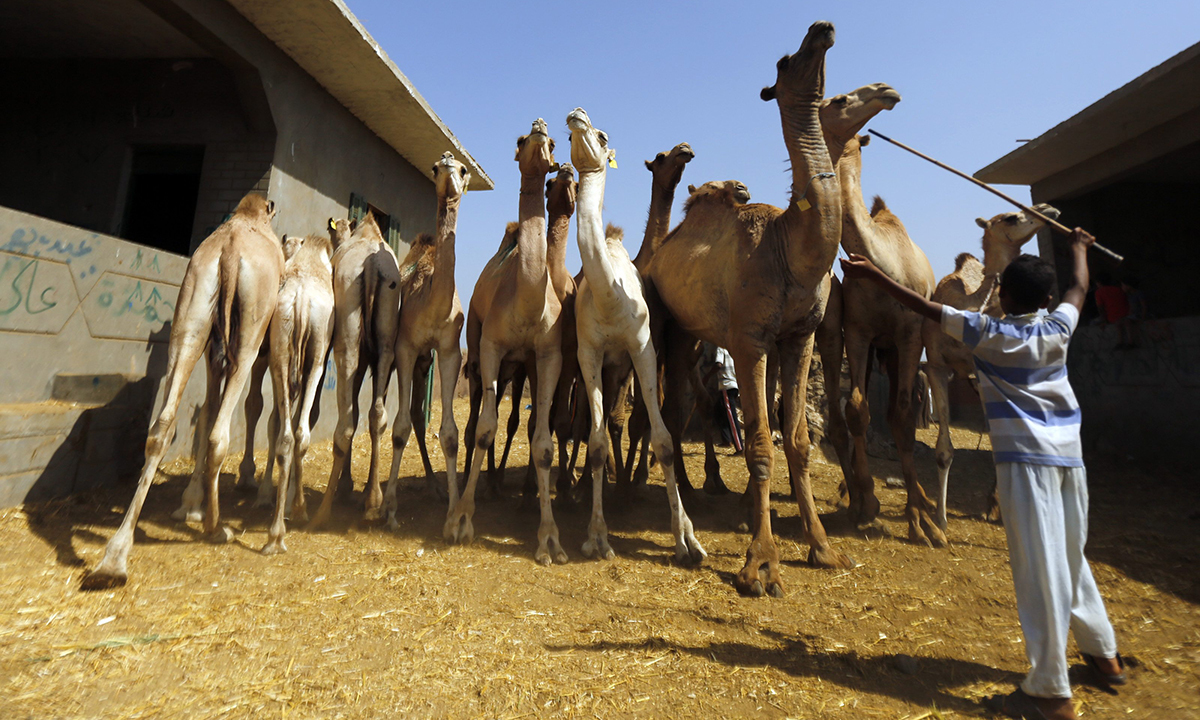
left=2, top=397, right=1198, bottom=719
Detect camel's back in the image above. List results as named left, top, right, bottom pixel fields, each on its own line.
left=931, top=253, right=986, bottom=310
left=867, top=204, right=935, bottom=297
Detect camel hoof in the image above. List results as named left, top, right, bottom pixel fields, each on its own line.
left=260, top=540, right=287, bottom=556
left=766, top=581, right=785, bottom=598
left=387, top=515, right=401, bottom=533
left=253, top=496, right=273, bottom=510
left=745, top=579, right=766, bottom=597
left=688, top=540, right=708, bottom=565
left=363, top=506, right=384, bottom=523
left=924, top=521, right=948, bottom=548
left=80, top=568, right=127, bottom=591
left=535, top=550, right=552, bottom=566
left=172, top=507, right=204, bottom=523
left=703, top=474, right=731, bottom=496
left=809, top=545, right=855, bottom=570
left=236, top=478, right=259, bottom=494
left=207, top=526, right=234, bottom=544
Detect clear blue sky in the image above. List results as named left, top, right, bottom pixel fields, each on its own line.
left=344, top=1, right=1199, bottom=297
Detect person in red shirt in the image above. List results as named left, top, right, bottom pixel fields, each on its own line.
left=1093, top=273, right=1128, bottom=324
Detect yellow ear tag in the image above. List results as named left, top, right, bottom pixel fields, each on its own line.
left=329, top=219, right=337, bottom=230
left=608, top=152, right=618, bottom=169
left=797, top=197, right=812, bottom=212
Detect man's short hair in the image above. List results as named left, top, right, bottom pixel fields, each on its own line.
left=1001, top=254, right=1056, bottom=308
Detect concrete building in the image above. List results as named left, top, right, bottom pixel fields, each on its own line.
left=0, top=0, right=491, bottom=506
left=977, top=42, right=1200, bottom=463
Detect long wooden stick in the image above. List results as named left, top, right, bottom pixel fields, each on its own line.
left=867, top=129, right=1124, bottom=264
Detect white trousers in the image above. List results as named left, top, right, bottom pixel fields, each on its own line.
left=996, top=462, right=1118, bottom=699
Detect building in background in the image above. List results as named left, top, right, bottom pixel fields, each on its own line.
left=0, top=0, right=490, bottom=506
left=977, top=42, right=1199, bottom=464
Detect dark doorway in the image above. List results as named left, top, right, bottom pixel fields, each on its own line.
left=121, top=146, right=205, bottom=256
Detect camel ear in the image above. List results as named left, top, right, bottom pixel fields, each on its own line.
left=328, top=218, right=337, bottom=232
left=644, top=159, right=654, bottom=171
left=975, top=217, right=989, bottom=229
left=760, top=85, right=777, bottom=101
left=462, top=172, right=471, bottom=192
left=687, top=184, right=697, bottom=194
left=859, top=134, right=871, bottom=147
left=266, top=200, right=276, bottom=218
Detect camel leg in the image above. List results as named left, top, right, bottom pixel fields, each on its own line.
left=309, top=338, right=363, bottom=530
left=691, top=366, right=728, bottom=495
left=436, top=343, right=463, bottom=522
left=885, top=341, right=945, bottom=547
left=383, top=341, right=418, bottom=531
left=927, top=363, right=955, bottom=531
left=200, top=309, right=272, bottom=544
left=728, top=348, right=782, bottom=597
left=287, top=339, right=329, bottom=526
left=578, top=349, right=613, bottom=560
left=262, top=342, right=295, bottom=556
left=255, top=403, right=282, bottom=509
left=520, top=365, right=540, bottom=507
left=622, top=389, right=650, bottom=487
left=842, top=332, right=880, bottom=526
left=237, top=351, right=269, bottom=493
left=411, top=355, right=439, bottom=497
left=362, top=339, right=395, bottom=522
left=495, top=368, right=524, bottom=496
left=632, top=342, right=706, bottom=564
left=605, top=373, right=631, bottom=486
left=553, top=372, right=577, bottom=501
left=446, top=341, right=500, bottom=544
left=780, top=334, right=855, bottom=570
left=531, top=348, right=566, bottom=565
left=462, top=362, right=481, bottom=493
left=814, top=308, right=852, bottom=506
left=661, top=327, right=698, bottom=493
left=83, top=293, right=212, bottom=589
left=172, top=348, right=221, bottom=523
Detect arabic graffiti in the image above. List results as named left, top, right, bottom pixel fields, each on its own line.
left=3, top=228, right=95, bottom=258
left=129, top=248, right=162, bottom=274
left=96, top=278, right=174, bottom=323
left=0, top=256, right=58, bottom=316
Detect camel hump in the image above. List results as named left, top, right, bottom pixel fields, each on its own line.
left=870, top=195, right=888, bottom=217
left=605, top=223, right=624, bottom=242
left=416, top=232, right=435, bottom=247
left=954, top=252, right=979, bottom=270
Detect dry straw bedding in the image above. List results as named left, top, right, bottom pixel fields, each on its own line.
left=1, top=398, right=1197, bottom=719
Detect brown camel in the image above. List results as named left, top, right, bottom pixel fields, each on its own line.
left=261, top=231, right=336, bottom=554
left=82, top=193, right=284, bottom=589
left=381, top=152, right=469, bottom=530
left=453, top=119, right=567, bottom=564
left=648, top=21, right=852, bottom=597
left=308, top=212, right=401, bottom=528
left=819, top=84, right=947, bottom=546
left=567, top=108, right=705, bottom=562
left=923, top=204, right=1060, bottom=528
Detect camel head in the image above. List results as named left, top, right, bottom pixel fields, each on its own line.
left=976, top=203, right=1062, bottom=254
left=566, top=108, right=616, bottom=174
left=433, top=151, right=470, bottom=200
left=685, top=180, right=752, bottom=212
left=515, top=118, right=557, bottom=177
left=234, top=193, right=276, bottom=223
left=760, top=20, right=835, bottom=105
left=545, top=163, right=577, bottom=216
left=327, top=217, right=352, bottom=248
left=645, top=142, right=694, bottom=189
left=282, top=234, right=301, bottom=260
left=821, top=83, right=900, bottom=145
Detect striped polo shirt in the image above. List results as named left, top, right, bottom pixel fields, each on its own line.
left=941, top=304, right=1083, bottom=467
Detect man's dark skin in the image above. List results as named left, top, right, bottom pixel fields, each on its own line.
left=841, top=228, right=1120, bottom=720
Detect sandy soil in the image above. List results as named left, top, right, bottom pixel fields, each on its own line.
left=1, top=397, right=1197, bottom=719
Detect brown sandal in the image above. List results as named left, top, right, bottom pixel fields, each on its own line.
left=984, top=688, right=1075, bottom=720
left=1082, top=653, right=1127, bottom=687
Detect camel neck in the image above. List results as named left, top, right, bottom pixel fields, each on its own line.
left=775, top=96, right=841, bottom=284
left=546, top=201, right=573, bottom=297
left=575, top=167, right=619, bottom=306
left=516, top=170, right=549, bottom=307
left=431, top=195, right=459, bottom=299
left=632, top=180, right=677, bottom=274
left=981, top=239, right=1020, bottom=277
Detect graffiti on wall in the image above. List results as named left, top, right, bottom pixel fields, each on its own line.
left=0, top=252, right=74, bottom=334
left=4, top=227, right=96, bottom=259
left=82, top=274, right=179, bottom=340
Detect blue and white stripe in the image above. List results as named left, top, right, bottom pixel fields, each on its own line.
left=942, top=304, right=1083, bottom=467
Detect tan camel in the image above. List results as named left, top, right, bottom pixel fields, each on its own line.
left=381, top=152, right=469, bottom=530
left=452, top=119, right=567, bottom=564
left=82, top=193, right=284, bottom=588
left=648, top=21, right=852, bottom=597
left=261, top=231, right=336, bottom=554
left=308, top=212, right=401, bottom=528
left=819, top=84, right=947, bottom=546
left=924, top=204, right=1060, bottom=528
left=567, top=108, right=705, bottom=562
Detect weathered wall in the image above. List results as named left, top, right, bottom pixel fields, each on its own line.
left=1068, top=316, right=1200, bottom=465
left=0, top=206, right=394, bottom=507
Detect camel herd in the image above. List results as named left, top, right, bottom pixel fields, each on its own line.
left=81, top=21, right=1057, bottom=596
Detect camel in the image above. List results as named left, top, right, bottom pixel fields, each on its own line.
left=82, top=193, right=284, bottom=589
left=452, top=119, right=567, bottom=564
left=817, top=84, right=947, bottom=546
left=924, top=204, right=1061, bottom=528
left=308, top=212, right=401, bottom=529
left=381, top=152, right=468, bottom=530
left=567, top=108, right=705, bottom=563
left=647, top=21, right=852, bottom=597
left=261, top=231, right=336, bottom=554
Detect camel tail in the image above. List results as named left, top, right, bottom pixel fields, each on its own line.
left=213, top=252, right=241, bottom=370
left=288, top=296, right=309, bottom=398
left=362, top=266, right=379, bottom=357
left=954, top=252, right=979, bottom=270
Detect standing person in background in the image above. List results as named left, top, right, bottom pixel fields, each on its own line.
left=841, top=228, right=1125, bottom=720
left=1093, top=272, right=1131, bottom=348
left=1118, top=276, right=1146, bottom=349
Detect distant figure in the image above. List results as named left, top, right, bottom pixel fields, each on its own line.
left=1093, top=272, right=1128, bottom=326
left=1117, top=275, right=1146, bottom=349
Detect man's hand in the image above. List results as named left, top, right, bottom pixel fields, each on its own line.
left=840, top=253, right=883, bottom=282
left=1070, top=227, right=1096, bottom=249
